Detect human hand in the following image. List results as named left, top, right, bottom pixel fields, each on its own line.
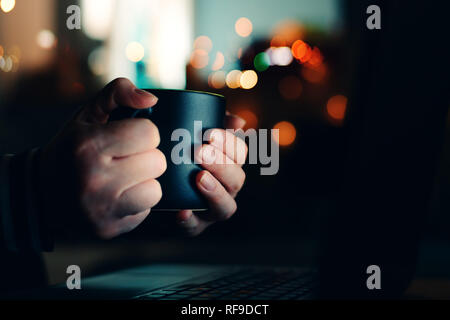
left=176, top=112, right=247, bottom=236
left=39, top=78, right=166, bottom=239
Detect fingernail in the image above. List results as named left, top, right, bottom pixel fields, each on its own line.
left=230, top=113, right=246, bottom=126
left=199, top=172, right=216, bottom=192
left=202, top=145, right=216, bottom=164
left=135, top=89, right=158, bottom=100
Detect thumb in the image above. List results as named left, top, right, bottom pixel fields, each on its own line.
left=77, top=78, right=158, bottom=124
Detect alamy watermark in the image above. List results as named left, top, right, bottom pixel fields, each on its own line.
left=367, top=5, right=381, bottom=30
left=366, top=265, right=381, bottom=290
left=171, top=121, right=279, bottom=176
left=66, top=265, right=81, bottom=290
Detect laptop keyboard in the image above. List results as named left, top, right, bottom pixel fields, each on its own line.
left=135, top=269, right=316, bottom=300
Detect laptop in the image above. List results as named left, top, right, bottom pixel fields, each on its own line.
left=15, top=0, right=450, bottom=300
left=19, top=264, right=316, bottom=300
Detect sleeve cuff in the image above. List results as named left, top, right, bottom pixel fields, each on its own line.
left=0, top=150, right=54, bottom=253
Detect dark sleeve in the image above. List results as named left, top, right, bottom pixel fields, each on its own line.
left=0, top=149, right=53, bottom=252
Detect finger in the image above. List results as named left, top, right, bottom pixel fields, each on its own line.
left=176, top=210, right=212, bottom=237
left=78, top=78, right=158, bottom=124
left=225, top=112, right=246, bottom=130
left=111, top=149, right=167, bottom=191
left=96, top=118, right=160, bottom=157
left=195, top=145, right=245, bottom=197
left=99, top=209, right=150, bottom=239
left=196, top=170, right=237, bottom=221
left=206, top=129, right=248, bottom=165
left=114, top=179, right=162, bottom=218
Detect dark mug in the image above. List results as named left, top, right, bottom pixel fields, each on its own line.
left=109, top=89, right=226, bottom=211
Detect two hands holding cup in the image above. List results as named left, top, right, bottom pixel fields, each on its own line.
left=38, top=78, right=248, bottom=239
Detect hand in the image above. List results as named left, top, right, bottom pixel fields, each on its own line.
left=176, top=112, right=248, bottom=236
left=39, top=78, right=167, bottom=239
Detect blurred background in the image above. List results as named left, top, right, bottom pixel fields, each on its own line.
left=0, top=0, right=449, bottom=290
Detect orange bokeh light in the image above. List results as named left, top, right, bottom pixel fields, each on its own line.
left=235, top=109, right=258, bottom=129
left=301, top=63, right=327, bottom=84
left=271, top=20, right=305, bottom=46
left=306, top=47, right=324, bottom=68
left=212, top=51, right=225, bottom=71
left=291, top=40, right=307, bottom=60
left=272, top=121, right=297, bottom=146
left=326, top=95, right=348, bottom=122
left=235, top=17, right=253, bottom=37
left=237, top=48, right=243, bottom=59
left=190, top=49, right=209, bottom=69
left=194, top=36, right=213, bottom=52
left=226, top=70, right=242, bottom=89
left=271, top=35, right=287, bottom=47
left=208, top=71, right=226, bottom=89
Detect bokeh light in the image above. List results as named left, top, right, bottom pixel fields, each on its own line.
left=254, top=52, right=270, bottom=72
left=208, top=70, right=226, bottom=89
left=9, top=45, right=21, bottom=59
left=88, top=47, right=107, bottom=76
left=235, top=17, right=253, bottom=37
left=190, top=49, right=209, bottom=69
left=237, top=48, right=243, bottom=59
left=271, top=20, right=304, bottom=46
left=306, top=47, right=324, bottom=68
left=240, top=70, right=258, bottom=89
left=269, top=47, right=293, bottom=66
left=326, top=95, right=348, bottom=122
left=291, top=40, right=312, bottom=63
left=125, top=41, right=145, bottom=62
left=272, top=121, right=297, bottom=146
left=36, top=30, right=56, bottom=49
left=0, top=45, right=4, bottom=57
left=193, top=36, right=213, bottom=52
left=235, top=109, right=258, bottom=129
left=211, top=51, right=225, bottom=71
left=81, top=0, right=115, bottom=40
left=0, top=56, right=5, bottom=71
left=279, top=76, right=303, bottom=100
left=270, top=35, right=287, bottom=48
left=301, top=64, right=328, bottom=84
left=226, top=70, right=242, bottom=89
left=2, top=56, right=13, bottom=72
left=9, top=54, right=18, bottom=72
left=0, top=0, right=15, bottom=13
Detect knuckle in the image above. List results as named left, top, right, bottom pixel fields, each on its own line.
left=153, top=149, right=167, bottom=176
left=149, top=122, right=161, bottom=147
left=220, top=201, right=237, bottom=221
left=130, top=119, right=160, bottom=148
left=228, top=201, right=238, bottom=218
left=147, top=179, right=163, bottom=206
left=73, top=133, right=97, bottom=158
left=229, top=170, right=246, bottom=194
left=140, top=119, right=160, bottom=146
left=109, top=77, right=130, bottom=90
left=73, top=130, right=106, bottom=165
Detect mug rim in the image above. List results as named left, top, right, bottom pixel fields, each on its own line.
left=142, top=88, right=224, bottom=99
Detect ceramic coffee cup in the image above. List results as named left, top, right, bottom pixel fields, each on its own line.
left=109, top=89, right=226, bottom=211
